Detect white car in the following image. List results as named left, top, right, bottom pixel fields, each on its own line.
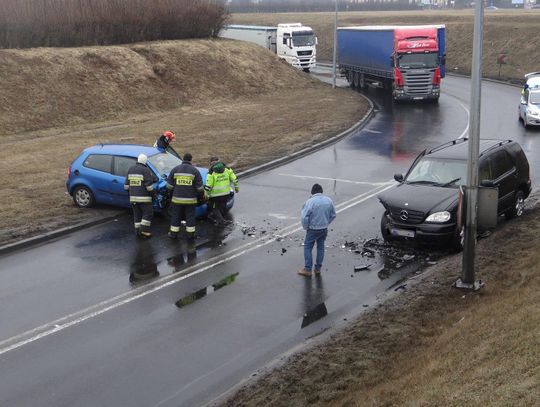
left=519, top=88, right=540, bottom=128
left=525, top=72, right=540, bottom=90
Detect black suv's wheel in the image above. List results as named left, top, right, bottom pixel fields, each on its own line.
left=73, top=186, right=95, bottom=208
left=380, top=212, right=396, bottom=241
left=505, top=190, right=525, bottom=219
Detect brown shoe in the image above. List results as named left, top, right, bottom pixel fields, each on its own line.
left=298, top=268, right=312, bottom=277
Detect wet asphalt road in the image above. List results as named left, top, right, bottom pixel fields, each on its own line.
left=1, top=69, right=539, bottom=406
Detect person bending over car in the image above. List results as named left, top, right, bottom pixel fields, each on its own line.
left=154, top=130, right=180, bottom=159
left=124, top=154, right=158, bottom=238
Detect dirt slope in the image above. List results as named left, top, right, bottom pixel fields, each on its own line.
left=0, top=39, right=318, bottom=135
left=232, top=10, right=540, bottom=81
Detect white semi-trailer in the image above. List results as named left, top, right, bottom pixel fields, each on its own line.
left=219, top=23, right=317, bottom=72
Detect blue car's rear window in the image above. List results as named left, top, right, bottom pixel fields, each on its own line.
left=84, top=154, right=113, bottom=173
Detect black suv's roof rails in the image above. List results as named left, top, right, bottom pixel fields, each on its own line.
left=427, top=137, right=468, bottom=155
left=479, top=139, right=512, bottom=157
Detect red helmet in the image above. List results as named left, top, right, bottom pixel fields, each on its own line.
left=163, top=130, right=176, bottom=141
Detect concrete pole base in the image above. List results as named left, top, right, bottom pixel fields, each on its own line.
left=453, top=278, right=485, bottom=291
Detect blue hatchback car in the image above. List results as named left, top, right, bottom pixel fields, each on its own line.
left=66, top=144, right=234, bottom=217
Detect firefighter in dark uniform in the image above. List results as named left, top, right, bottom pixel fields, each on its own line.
left=154, top=130, right=180, bottom=159
left=124, top=154, right=158, bottom=238
left=167, top=152, right=204, bottom=240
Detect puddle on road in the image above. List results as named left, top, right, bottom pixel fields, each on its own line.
left=175, top=272, right=239, bottom=308
left=129, top=239, right=160, bottom=284
left=301, top=302, right=328, bottom=328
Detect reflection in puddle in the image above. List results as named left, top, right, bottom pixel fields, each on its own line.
left=175, top=273, right=239, bottom=308
left=167, top=241, right=197, bottom=273
left=301, top=302, right=328, bottom=328
left=129, top=239, right=159, bottom=284
left=301, top=275, right=328, bottom=328
left=176, top=288, right=208, bottom=308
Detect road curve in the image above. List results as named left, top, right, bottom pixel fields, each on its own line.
left=0, top=71, right=537, bottom=407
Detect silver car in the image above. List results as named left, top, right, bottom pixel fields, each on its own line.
left=519, top=88, right=540, bottom=128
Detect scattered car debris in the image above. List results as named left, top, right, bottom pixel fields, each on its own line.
left=354, top=264, right=371, bottom=272
left=402, top=254, right=415, bottom=261
left=281, top=248, right=287, bottom=255
left=394, top=284, right=407, bottom=291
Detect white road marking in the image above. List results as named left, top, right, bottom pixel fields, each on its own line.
left=447, top=95, right=470, bottom=139
left=278, top=173, right=392, bottom=186
left=364, top=129, right=382, bottom=134
left=268, top=213, right=298, bottom=220
left=0, top=182, right=395, bottom=357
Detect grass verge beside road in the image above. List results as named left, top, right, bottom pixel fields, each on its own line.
left=225, top=200, right=540, bottom=406
left=0, top=40, right=368, bottom=245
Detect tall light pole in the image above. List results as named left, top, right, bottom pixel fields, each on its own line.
left=455, top=0, right=485, bottom=291
left=332, top=0, right=338, bottom=89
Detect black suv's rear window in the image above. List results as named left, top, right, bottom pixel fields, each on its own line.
left=84, top=154, right=112, bottom=173
left=489, top=150, right=513, bottom=179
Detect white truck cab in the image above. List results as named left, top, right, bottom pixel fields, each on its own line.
left=276, top=23, right=317, bottom=72
left=219, top=23, right=317, bottom=72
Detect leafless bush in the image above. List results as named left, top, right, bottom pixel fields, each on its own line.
left=227, top=0, right=420, bottom=13
left=0, top=0, right=229, bottom=48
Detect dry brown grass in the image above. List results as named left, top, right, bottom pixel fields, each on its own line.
left=0, top=40, right=367, bottom=245
left=225, top=203, right=540, bottom=407
left=0, top=40, right=318, bottom=135
left=232, top=9, right=540, bottom=80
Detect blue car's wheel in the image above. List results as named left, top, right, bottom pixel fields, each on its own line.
left=73, top=185, right=95, bottom=208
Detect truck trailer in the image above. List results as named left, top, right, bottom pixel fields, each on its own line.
left=338, top=25, right=446, bottom=102
left=219, top=23, right=317, bottom=72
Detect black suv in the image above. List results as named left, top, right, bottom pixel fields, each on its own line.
left=378, top=138, right=532, bottom=248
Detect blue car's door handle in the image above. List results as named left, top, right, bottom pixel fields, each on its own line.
left=112, top=179, right=118, bottom=183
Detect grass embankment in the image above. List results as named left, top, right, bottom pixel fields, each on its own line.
left=225, top=202, right=540, bottom=406
left=0, top=40, right=367, bottom=245
left=232, top=9, right=540, bottom=81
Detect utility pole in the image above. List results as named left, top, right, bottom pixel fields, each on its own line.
left=332, top=0, right=338, bottom=89
left=455, top=0, right=485, bottom=291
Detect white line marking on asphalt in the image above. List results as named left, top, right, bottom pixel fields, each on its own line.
left=268, top=213, right=298, bottom=220
left=278, top=173, right=392, bottom=186
left=364, top=129, right=382, bottom=134
left=0, top=182, right=395, bottom=357
left=450, top=96, right=470, bottom=139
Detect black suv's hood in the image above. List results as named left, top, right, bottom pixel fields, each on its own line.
left=378, top=183, right=459, bottom=214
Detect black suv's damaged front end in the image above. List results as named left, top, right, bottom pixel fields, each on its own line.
left=378, top=183, right=460, bottom=246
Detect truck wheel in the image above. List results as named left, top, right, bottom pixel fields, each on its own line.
left=347, top=71, right=355, bottom=88
left=359, top=73, right=366, bottom=89
left=353, top=72, right=360, bottom=89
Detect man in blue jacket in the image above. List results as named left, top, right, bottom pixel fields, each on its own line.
left=298, top=184, right=336, bottom=277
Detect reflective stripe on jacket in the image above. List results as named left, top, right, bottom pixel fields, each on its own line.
left=205, top=165, right=239, bottom=198
left=167, top=162, right=203, bottom=205
left=124, top=163, right=157, bottom=203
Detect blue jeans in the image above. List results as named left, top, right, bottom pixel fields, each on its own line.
left=304, top=228, right=328, bottom=271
